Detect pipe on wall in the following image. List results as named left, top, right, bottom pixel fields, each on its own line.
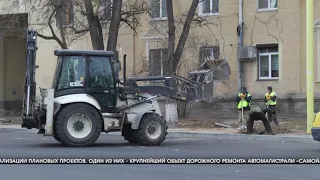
left=237, top=0, right=244, bottom=91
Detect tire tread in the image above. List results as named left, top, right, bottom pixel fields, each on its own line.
left=54, top=103, right=102, bottom=147
left=135, top=113, right=167, bottom=146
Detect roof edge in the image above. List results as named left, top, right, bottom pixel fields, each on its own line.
left=54, top=49, right=114, bottom=57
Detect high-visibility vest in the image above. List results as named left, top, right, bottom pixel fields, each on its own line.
left=265, top=91, right=277, bottom=105
left=237, top=93, right=251, bottom=109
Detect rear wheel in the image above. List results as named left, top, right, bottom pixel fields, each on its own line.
left=54, top=103, right=102, bottom=147
left=135, top=113, right=167, bottom=146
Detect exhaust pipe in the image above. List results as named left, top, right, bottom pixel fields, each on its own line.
left=123, top=54, right=126, bottom=84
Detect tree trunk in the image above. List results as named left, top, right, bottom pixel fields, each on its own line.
left=166, top=98, right=179, bottom=123
left=166, top=0, right=175, bottom=74
left=164, top=0, right=199, bottom=124
left=107, top=0, right=122, bottom=53
left=172, top=0, right=199, bottom=71
left=83, top=0, right=104, bottom=50
left=165, top=0, right=178, bottom=123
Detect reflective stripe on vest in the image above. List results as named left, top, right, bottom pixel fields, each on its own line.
left=265, top=91, right=277, bottom=105
left=237, top=93, right=251, bottom=109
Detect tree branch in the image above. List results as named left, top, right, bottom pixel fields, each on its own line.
left=37, top=7, right=67, bottom=49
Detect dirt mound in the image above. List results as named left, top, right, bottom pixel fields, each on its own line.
left=176, top=118, right=307, bottom=134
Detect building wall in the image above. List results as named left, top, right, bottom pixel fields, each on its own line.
left=239, top=0, right=300, bottom=98
left=1, top=0, right=320, bottom=115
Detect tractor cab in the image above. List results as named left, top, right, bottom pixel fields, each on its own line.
left=51, top=49, right=118, bottom=113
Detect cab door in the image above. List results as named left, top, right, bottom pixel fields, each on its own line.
left=85, top=56, right=117, bottom=113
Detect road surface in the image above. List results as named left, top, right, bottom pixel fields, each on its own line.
left=0, top=127, right=320, bottom=180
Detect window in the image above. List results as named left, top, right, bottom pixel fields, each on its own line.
left=149, top=0, right=167, bottom=19
left=57, top=56, right=86, bottom=90
left=52, top=56, right=63, bottom=89
left=88, top=56, right=114, bottom=89
left=56, top=0, right=74, bottom=27
left=258, top=46, right=279, bottom=80
left=149, top=48, right=168, bottom=76
left=257, top=0, right=277, bottom=10
left=199, top=46, right=220, bottom=65
left=199, top=0, right=219, bottom=15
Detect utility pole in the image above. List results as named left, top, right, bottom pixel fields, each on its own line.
left=306, top=0, right=314, bottom=134
left=237, top=0, right=243, bottom=90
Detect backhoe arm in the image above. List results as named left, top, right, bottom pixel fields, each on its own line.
left=22, top=28, right=38, bottom=128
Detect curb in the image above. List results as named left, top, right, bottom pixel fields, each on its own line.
left=166, top=131, right=318, bottom=144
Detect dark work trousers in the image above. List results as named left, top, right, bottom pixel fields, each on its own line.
left=267, top=105, right=278, bottom=125
left=246, top=112, right=274, bottom=134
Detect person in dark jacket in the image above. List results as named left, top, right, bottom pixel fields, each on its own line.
left=235, top=86, right=252, bottom=129
left=245, top=106, right=276, bottom=135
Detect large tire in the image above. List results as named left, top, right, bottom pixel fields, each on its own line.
left=135, top=113, right=167, bottom=146
left=53, top=125, right=61, bottom=143
left=123, top=123, right=138, bottom=143
left=54, top=103, right=102, bottom=147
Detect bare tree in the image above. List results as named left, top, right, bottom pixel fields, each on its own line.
left=164, top=0, right=200, bottom=123
left=107, top=0, right=122, bottom=52
left=82, top=0, right=104, bottom=50
left=166, top=0, right=199, bottom=73
left=7, top=0, right=147, bottom=50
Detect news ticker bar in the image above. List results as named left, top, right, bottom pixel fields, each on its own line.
left=0, top=158, right=320, bottom=164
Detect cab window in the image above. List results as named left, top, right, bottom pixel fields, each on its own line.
left=57, top=56, right=86, bottom=90
left=88, top=56, right=114, bottom=88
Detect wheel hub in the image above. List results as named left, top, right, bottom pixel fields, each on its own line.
left=146, top=121, right=162, bottom=140
left=73, top=120, right=84, bottom=132
left=147, top=126, right=157, bottom=135
left=67, top=113, right=93, bottom=139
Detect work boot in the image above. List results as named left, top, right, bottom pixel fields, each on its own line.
left=274, top=118, right=279, bottom=125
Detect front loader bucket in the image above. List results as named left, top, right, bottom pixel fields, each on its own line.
left=198, top=58, right=231, bottom=81
left=211, top=60, right=231, bottom=81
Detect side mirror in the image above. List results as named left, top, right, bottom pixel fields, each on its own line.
left=112, top=58, right=121, bottom=82
left=111, top=59, right=121, bottom=71
left=115, top=60, right=121, bottom=71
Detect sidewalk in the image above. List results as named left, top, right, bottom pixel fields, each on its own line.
left=167, top=127, right=317, bottom=144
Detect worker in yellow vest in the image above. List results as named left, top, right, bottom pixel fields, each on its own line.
left=265, top=86, right=278, bottom=125
left=236, top=86, right=252, bottom=129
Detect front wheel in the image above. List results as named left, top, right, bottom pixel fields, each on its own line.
left=135, top=113, right=167, bottom=146
left=54, top=103, right=102, bottom=147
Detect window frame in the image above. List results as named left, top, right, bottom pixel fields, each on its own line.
left=55, top=0, right=74, bottom=28
left=199, top=46, right=220, bottom=66
left=56, top=56, right=86, bottom=91
left=149, top=0, right=168, bottom=21
left=148, top=48, right=168, bottom=76
left=258, top=52, right=279, bottom=80
left=198, top=0, right=219, bottom=16
left=87, top=56, right=115, bottom=89
left=257, top=0, right=278, bottom=11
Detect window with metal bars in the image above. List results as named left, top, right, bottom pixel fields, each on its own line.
left=56, top=0, right=74, bottom=27
left=199, top=46, right=220, bottom=66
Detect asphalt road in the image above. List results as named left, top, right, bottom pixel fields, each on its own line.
left=1, top=128, right=320, bottom=180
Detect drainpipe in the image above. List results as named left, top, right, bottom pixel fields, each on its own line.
left=237, top=0, right=243, bottom=90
